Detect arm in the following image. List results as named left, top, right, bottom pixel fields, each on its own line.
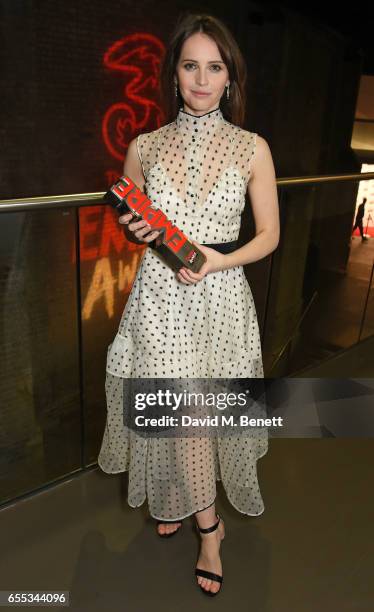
left=118, top=137, right=161, bottom=245
left=224, top=134, right=280, bottom=269
left=123, top=136, right=145, bottom=189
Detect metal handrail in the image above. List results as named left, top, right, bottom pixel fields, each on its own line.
left=0, top=172, right=373, bottom=212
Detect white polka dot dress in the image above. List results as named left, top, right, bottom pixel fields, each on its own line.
left=98, top=107, right=268, bottom=520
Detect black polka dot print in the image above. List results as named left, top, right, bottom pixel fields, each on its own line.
left=97, top=106, right=268, bottom=520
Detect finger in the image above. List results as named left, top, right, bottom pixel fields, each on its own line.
left=183, top=268, right=202, bottom=281
left=179, top=269, right=197, bottom=284
left=134, top=225, right=154, bottom=239
left=138, top=228, right=162, bottom=242
left=179, top=268, right=194, bottom=281
left=181, top=267, right=203, bottom=281
left=143, top=230, right=161, bottom=243
left=177, top=271, right=191, bottom=284
left=128, top=219, right=148, bottom=231
left=118, top=213, right=133, bottom=224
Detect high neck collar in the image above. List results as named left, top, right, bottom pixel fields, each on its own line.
left=175, top=106, right=224, bottom=134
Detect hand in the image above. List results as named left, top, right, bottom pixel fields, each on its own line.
left=118, top=212, right=161, bottom=244
left=176, top=240, right=229, bottom=285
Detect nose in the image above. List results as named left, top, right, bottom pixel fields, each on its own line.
left=195, top=67, right=209, bottom=86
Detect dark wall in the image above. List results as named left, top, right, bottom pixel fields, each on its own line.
left=0, top=0, right=363, bottom=199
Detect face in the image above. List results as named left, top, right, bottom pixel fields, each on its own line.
left=175, top=32, right=229, bottom=116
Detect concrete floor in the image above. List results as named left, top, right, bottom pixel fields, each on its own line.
left=1, top=438, right=373, bottom=611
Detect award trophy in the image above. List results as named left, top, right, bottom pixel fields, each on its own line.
left=105, top=175, right=207, bottom=273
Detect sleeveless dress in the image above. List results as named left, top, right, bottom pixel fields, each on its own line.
left=98, top=106, right=268, bottom=520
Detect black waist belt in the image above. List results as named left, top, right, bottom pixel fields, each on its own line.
left=201, top=240, right=238, bottom=254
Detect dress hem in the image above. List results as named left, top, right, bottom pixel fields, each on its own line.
left=97, top=444, right=268, bottom=520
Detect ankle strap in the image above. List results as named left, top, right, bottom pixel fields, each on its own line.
left=197, top=513, right=220, bottom=534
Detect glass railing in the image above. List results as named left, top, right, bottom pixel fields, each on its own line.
left=0, top=171, right=373, bottom=505
left=261, top=174, right=374, bottom=376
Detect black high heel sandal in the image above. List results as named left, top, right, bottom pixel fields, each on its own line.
left=195, top=513, right=224, bottom=597
left=156, top=519, right=183, bottom=538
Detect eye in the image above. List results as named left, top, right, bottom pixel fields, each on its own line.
left=182, top=62, right=223, bottom=71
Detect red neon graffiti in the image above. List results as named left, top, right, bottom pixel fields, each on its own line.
left=73, top=33, right=167, bottom=320
left=74, top=32, right=166, bottom=264
left=102, top=32, right=166, bottom=162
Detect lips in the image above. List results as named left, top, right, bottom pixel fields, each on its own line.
left=192, top=91, right=210, bottom=96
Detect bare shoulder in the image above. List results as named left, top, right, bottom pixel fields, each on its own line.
left=126, top=136, right=139, bottom=157
left=252, top=132, right=271, bottom=159
left=123, top=136, right=146, bottom=186
left=254, top=133, right=271, bottom=154
left=250, top=133, right=276, bottom=179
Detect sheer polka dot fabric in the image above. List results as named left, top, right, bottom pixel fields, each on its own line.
left=98, top=107, right=268, bottom=519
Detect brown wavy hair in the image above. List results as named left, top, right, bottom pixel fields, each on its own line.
left=159, top=13, right=247, bottom=127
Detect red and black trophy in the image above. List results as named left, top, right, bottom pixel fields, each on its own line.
left=105, top=176, right=207, bottom=273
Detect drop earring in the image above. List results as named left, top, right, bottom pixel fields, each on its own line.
left=174, top=82, right=178, bottom=97
left=226, top=83, right=230, bottom=100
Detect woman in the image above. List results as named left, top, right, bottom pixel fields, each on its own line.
left=98, top=13, right=279, bottom=597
